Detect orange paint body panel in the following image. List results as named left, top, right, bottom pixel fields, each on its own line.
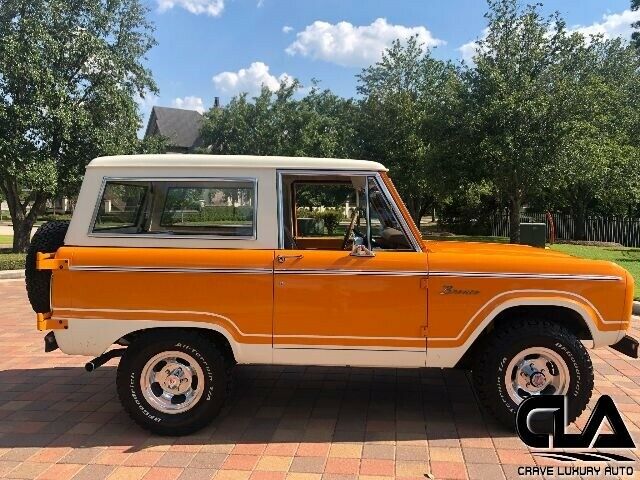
left=273, top=250, right=427, bottom=349
left=52, top=247, right=274, bottom=344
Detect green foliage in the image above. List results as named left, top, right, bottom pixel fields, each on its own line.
left=168, top=206, right=254, bottom=225
left=0, top=0, right=157, bottom=251
left=135, top=135, right=169, bottom=154
left=200, top=80, right=359, bottom=159
left=0, top=251, right=26, bottom=270
left=357, top=36, right=461, bottom=225
left=438, top=181, right=502, bottom=235
left=447, top=0, right=640, bottom=242
left=312, top=209, right=344, bottom=235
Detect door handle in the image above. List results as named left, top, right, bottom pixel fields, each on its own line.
left=277, top=254, right=304, bottom=264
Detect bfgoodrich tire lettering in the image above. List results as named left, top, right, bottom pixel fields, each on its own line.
left=472, top=318, right=594, bottom=429
left=116, top=330, right=229, bottom=436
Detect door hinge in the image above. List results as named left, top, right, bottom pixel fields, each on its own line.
left=36, top=252, right=69, bottom=271
left=420, top=324, right=428, bottom=336
left=420, top=277, right=428, bottom=289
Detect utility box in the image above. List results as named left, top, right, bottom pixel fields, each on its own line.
left=520, top=222, right=546, bottom=248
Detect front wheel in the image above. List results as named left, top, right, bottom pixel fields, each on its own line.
left=472, top=318, right=594, bottom=429
left=116, top=330, right=230, bottom=435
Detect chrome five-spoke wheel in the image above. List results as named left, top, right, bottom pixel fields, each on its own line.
left=505, top=346, right=570, bottom=404
left=140, top=351, right=205, bottom=414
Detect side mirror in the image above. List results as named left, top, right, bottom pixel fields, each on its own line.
left=350, top=237, right=375, bottom=257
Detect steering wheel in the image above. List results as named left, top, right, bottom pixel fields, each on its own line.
left=341, top=210, right=360, bottom=250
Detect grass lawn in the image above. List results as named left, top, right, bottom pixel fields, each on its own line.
left=550, top=244, right=640, bottom=299
left=0, top=235, right=13, bottom=245
left=0, top=249, right=26, bottom=271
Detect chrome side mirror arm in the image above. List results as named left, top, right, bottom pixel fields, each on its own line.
left=350, top=238, right=375, bottom=257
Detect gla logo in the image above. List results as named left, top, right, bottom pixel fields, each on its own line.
left=516, top=394, right=636, bottom=463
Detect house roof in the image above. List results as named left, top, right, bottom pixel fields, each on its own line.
left=87, top=154, right=388, bottom=171
left=144, top=106, right=203, bottom=149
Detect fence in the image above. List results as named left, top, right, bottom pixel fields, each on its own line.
left=490, top=212, right=640, bottom=248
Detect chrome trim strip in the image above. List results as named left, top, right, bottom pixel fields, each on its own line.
left=276, top=269, right=427, bottom=276
left=69, top=266, right=272, bottom=274
left=67, top=265, right=620, bottom=281
left=429, top=271, right=622, bottom=281
left=88, top=176, right=258, bottom=241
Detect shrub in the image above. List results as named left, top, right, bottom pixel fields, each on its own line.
left=0, top=251, right=26, bottom=270
left=314, top=209, right=344, bottom=235
left=165, top=205, right=253, bottom=225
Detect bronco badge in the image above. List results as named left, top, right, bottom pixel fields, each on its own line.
left=440, top=285, right=480, bottom=295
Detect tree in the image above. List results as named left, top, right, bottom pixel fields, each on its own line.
left=0, top=0, right=157, bottom=252
left=461, top=0, right=577, bottom=243
left=550, top=36, right=640, bottom=237
left=632, top=0, right=640, bottom=50
left=357, top=36, right=460, bottom=226
left=200, top=80, right=359, bottom=159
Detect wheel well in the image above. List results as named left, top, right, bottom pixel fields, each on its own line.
left=119, top=327, right=236, bottom=365
left=454, top=305, right=592, bottom=369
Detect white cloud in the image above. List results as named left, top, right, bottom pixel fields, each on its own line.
left=285, top=18, right=445, bottom=68
left=458, top=28, right=489, bottom=64
left=157, top=0, right=224, bottom=17
left=282, top=25, right=293, bottom=34
left=212, top=62, right=293, bottom=96
left=569, top=9, right=640, bottom=40
left=172, top=96, right=205, bottom=113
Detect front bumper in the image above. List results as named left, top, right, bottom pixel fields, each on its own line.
left=610, top=335, right=639, bottom=359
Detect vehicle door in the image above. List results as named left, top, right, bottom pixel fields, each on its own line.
left=272, top=171, right=428, bottom=367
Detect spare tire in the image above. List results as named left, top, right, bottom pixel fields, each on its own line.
left=25, top=221, right=69, bottom=313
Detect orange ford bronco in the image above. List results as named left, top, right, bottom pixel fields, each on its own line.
left=25, top=155, right=637, bottom=435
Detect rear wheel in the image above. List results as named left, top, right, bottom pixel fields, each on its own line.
left=472, top=318, right=593, bottom=429
left=116, top=330, right=230, bottom=435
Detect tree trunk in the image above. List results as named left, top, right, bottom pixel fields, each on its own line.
left=509, top=196, right=521, bottom=244
left=574, top=205, right=587, bottom=241
left=1, top=180, right=47, bottom=253
left=405, top=196, right=426, bottom=230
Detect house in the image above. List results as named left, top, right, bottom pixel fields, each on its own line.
left=144, top=106, right=205, bottom=153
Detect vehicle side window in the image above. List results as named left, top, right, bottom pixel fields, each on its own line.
left=366, top=177, right=413, bottom=251
left=279, top=173, right=414, bottom=251
left=91, top=179, right=256, bottom=238
left=93, top=181, right=149, bottom=232
left=158, top=181, right=255, bottom=237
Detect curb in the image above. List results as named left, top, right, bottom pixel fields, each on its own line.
left=0, top=270, right=24, bottom=280
left=634, top=301, right=640, bottom=316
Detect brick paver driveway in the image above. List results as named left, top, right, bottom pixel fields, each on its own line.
left=0, top=279, right=639, bottom=480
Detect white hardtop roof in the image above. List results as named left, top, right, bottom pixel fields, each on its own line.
left=88, top=154, right=387, bottom=171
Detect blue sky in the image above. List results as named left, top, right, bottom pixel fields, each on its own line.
left=139, top=0, right=638, bottom=125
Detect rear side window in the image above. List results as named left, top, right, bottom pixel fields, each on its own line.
left=159, top=182, right=255, bottom=237
left=93, top=182, right=149, bottom=232
left=91, top=178, right=256, bottom=238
